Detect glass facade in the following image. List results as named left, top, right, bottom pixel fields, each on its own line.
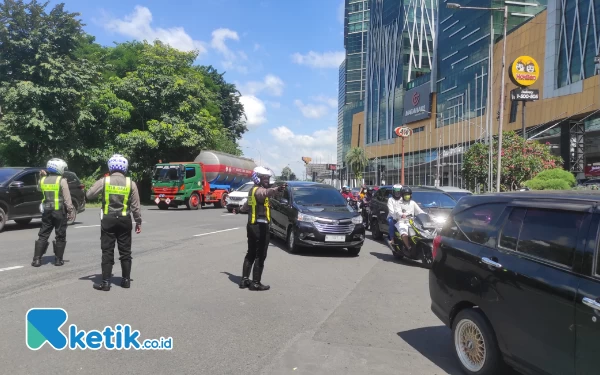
left=557, top=0, right=600, bottom=87
left=337, top=59, right=347, bottom=165
left=436, top=0, right=546, bottom=128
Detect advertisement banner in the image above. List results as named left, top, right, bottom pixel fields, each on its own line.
left=585, top=166, right=600, bottom=177
left=402, top=83, right=432, bottom=124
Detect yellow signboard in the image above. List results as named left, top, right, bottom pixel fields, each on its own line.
left=510, top=56, right=540, bottom=87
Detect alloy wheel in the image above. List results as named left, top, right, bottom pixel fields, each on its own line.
left=454, top=319, right=486, bottom=372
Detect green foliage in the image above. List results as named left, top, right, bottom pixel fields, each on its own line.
left=279, top=166, right=296, bottom=181
left=523, top=168, right=576, bottom=190
left=462, top=131, right=563, bottom=192
left=345, top=147, right=369, bottom=181
left=0, top=0, right=248, bottom=199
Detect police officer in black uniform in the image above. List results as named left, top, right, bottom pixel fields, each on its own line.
left=239, top=166, right=285, bottom=291
left=86, top=154, right=142, bottom=291
left=32, top=158, right=75, bottom=267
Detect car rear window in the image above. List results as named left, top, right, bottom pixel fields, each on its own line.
left=292, top=186, right=347, bottom=206
left=500, top=208, right=583, bottom=268
left=412, top=192, right=456, bottom=208
left=450, top=203, right=507, bottom=247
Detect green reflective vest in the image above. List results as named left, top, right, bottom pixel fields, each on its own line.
left=103, top=176, right=131, bottom=216
left=40, top=175, right=64, bottom=211
left=247, top=186, right=270, bottom=224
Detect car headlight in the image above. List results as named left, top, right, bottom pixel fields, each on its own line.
left=431, top=215, right=446, bottom=224
left=297, top=213, right=318, bottom=223
left=352, top=215, right=363, bottom=224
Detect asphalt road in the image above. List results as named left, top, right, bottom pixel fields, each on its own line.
left=0, top=205, right=466, bottom=374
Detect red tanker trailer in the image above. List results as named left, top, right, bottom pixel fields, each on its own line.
left=150, top=150, right=257, bottom=210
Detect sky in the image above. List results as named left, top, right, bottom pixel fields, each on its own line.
left=49, top=0, right=346, bottom=177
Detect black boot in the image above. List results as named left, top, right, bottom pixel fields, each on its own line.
left=239, top=258, right=252, bottom=289
left=93, top=264, right=112, bottom=291
left=249, top=265, right=270, bottom=291
left=31, top=241, right=48, bottom=267
left=120, top=261, right=132, bottom=288
left=53, top=241, right=66, bottom=266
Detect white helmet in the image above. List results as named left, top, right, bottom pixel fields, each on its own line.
left=108, top=154, right=128, bottom=173
left=252, top=166, right=273, bottom=185
left=46, top=158, right=68, bottom=175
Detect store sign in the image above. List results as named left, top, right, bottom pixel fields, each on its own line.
left=585, top=166, right=600, bottom=177
left=395, top=126, right=412, bottom=138
left=510, top=56, right=540, bottom=87
left=511, top=88, right=540, bottom=101
left=326, top=164, right=337, bottom=171
left=402, top=83, right=432, bottom=124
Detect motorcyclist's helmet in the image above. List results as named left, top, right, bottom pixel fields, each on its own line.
left=108, top=154, right=129, bottom=173
left=392, top=184, right=402, bottom=200
left=400, top=186, right=412, bottom=202
left=46, top=158, right=68, bottom=175
left=252, top=166, right=273, bottom=188
left=342, top=185, right=349, bottom=192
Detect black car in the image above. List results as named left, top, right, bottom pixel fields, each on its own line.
left=429, top=190, right=600, bottom=375
left=268, top=181, right=365, bottom=256
left=0, top=167, right=86, bottom=232
left=369, top=185, right=457, bottom=241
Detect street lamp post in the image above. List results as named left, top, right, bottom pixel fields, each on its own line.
left=447, top=2, right=508, bottom=192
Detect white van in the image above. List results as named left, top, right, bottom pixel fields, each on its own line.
left=225, top=182, right=254, bottom=213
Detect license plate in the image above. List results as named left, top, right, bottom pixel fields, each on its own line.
left=325, top=235, right=345, bottom=242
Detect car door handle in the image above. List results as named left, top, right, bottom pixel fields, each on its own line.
left=481, top=257, right=502, bottom=268
left=582, top=297, right=600, bottom=311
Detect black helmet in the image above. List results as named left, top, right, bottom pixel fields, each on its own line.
left=400, top=186, right=412, bottom=201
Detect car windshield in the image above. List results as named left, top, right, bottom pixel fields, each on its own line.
left=445, top=192, right=472, bottom=200
left=292, top=187, right=347, bottom=206
left=412, top=191, right=457, bottom=208
left=236, top=183, right=253, bottom=192
left=153, top=165, right=181, bottom=181
left=0, top=169, right=20, bottom=185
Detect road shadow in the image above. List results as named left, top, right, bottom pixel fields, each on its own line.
left=397, top=326, right=461, bottom=374
left=40, top=255, right=70, bottom=266
left=3, top=220, right=84, bottom=232
left=370, top=251, right=429, bottom=269
left=221, top=272, right=242, bottom=286
left=270, top=237, right=357, bottom=258
left=79, top=273, right=123, bottom=285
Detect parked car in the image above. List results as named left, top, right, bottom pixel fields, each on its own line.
left=0, top=167, right=86, bottom=232
left=369, top=185, right=457, bottom=241
left=268, top=181, right=365, bottom=256
left=429, top=190, right=600, bottom=375
left=434, top=186, right=473, bottom=201
left=225, top=181, right=253, bottom=213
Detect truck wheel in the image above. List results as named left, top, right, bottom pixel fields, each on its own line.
left=158, top=202, right=169, bottom=210
left=214, top=201, right=223, bottom=208
left=186, top=193, right=200, bottom=210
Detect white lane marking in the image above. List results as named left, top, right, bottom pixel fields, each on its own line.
left=0, top=266, right=24, bottom=272
left=75, top=225, right=100, bottom=229
left=221, top=214, right=235, bottom=216
left=193, top=228, right=240, bottom=237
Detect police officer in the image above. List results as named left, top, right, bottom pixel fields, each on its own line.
left=32, top=158, right=75, bottom=267
left=239, top=166, right=285, bottom=291
left=86, top=154, right=142, bottom=291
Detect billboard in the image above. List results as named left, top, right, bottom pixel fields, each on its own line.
left=511, top=88, right=540, bottom=101
left=403, top=83, right=432, bottom=124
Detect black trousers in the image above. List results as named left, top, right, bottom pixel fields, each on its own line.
left=100, top=215, right=133, bottom=266
left=37, top=210, right=67, bottom=243
left=245, top=222, right=270, bottom=270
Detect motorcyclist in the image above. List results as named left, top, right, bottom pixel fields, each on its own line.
left=341, top=186, right=354, bottom=200
left=361, top=187, right=374, bottom=229
left=238, top=166, right=286, bottom=291
left=387, top=186, right=424, bottom=251
left=31, top=158, right=75, bottom=267
left=359, top=185, right=367, bottom=200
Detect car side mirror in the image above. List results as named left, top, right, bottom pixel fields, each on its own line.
left=9, top=181, right=24, bottom=188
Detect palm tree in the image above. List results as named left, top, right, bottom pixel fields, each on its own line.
left=345, top=147, right=369, bottom=186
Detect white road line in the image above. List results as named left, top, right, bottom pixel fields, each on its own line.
left=193, top=228, right=240, bottom=237
left=0, top=266, right=24, bottom=272
left=75, top=225, right=100, bottom=229
left=221, top=214, right=235, bottom=216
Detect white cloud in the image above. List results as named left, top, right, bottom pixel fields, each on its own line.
left=311, top=95, right=338, bottom=108
left=210, top=28, right=249, bottom=73
left=294, top=100, right=329, bottom=119
left=103, top=6, right=207, bottom=55
left=240, top=95, right=267, bottom=128
left=240, top=75, right=284, bottom=97
left=291, top=51, right=345, bottom=69
left=265, top=101, right=281, bottom=109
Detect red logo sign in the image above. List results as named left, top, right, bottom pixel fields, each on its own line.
left=412, top=92, right=420, bottom=106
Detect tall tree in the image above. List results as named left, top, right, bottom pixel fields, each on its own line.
left=345, top=147, right=369, bottom=183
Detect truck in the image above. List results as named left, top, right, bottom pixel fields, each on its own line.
left=150, top=150, right=257, bottom=210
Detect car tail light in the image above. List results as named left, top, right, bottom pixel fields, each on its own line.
left=432, top=235, right=442, bottom=259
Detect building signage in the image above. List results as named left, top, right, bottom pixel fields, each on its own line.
left=510, top=88, right=540, bottom=101
left=509, top=56, right=540, bottom=87
left=585, top=166, right=600, bottom=177
left=395, top=126, right=412, bottom=138
left=402, top=82, right=432, bottom=124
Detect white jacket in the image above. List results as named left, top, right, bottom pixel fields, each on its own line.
left=387, top=198, right=425, bottom=220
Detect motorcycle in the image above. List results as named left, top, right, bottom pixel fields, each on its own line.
left=388, top=212, right=439, bottom=268
left=357, top=199, right=371, bottom=230
left=346, top=197, right=359, bottom=211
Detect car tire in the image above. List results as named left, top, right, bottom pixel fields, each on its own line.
left=452, top=308, right=502, bottom=375
left=348, top=246, right=361, bottom=256
left=0, top=207, right=6, bottom=232
left=14, top=218, right=33, bottom=226
left=371, top=219, right=383, bottom=240
left=186, top=193, right=200, bottom=210
left=227, top=207, right=234, bottom=213
left=287, top=227, right=300, bottom=254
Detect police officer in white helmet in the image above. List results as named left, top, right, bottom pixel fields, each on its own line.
left=86, top=154, right=142, bottom=291
left=31, top=158, right=75, bottom=267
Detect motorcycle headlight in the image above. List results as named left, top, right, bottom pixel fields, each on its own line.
left=352, top=215, right=363, bottom=224
left=297, top=213, right=318, bottom=223
left=431, top=215, right=446, bottom=224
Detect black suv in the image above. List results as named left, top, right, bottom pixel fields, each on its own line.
left=268, top=181, right=365, bottom=256
left=369, top=185, right=457, bottom=241
left=429, top=190, right=600, bottom=375
left=0, top=167, right=86, bottom=232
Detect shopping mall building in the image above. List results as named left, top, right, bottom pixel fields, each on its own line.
left=337, top=0, right=600, bottom=188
